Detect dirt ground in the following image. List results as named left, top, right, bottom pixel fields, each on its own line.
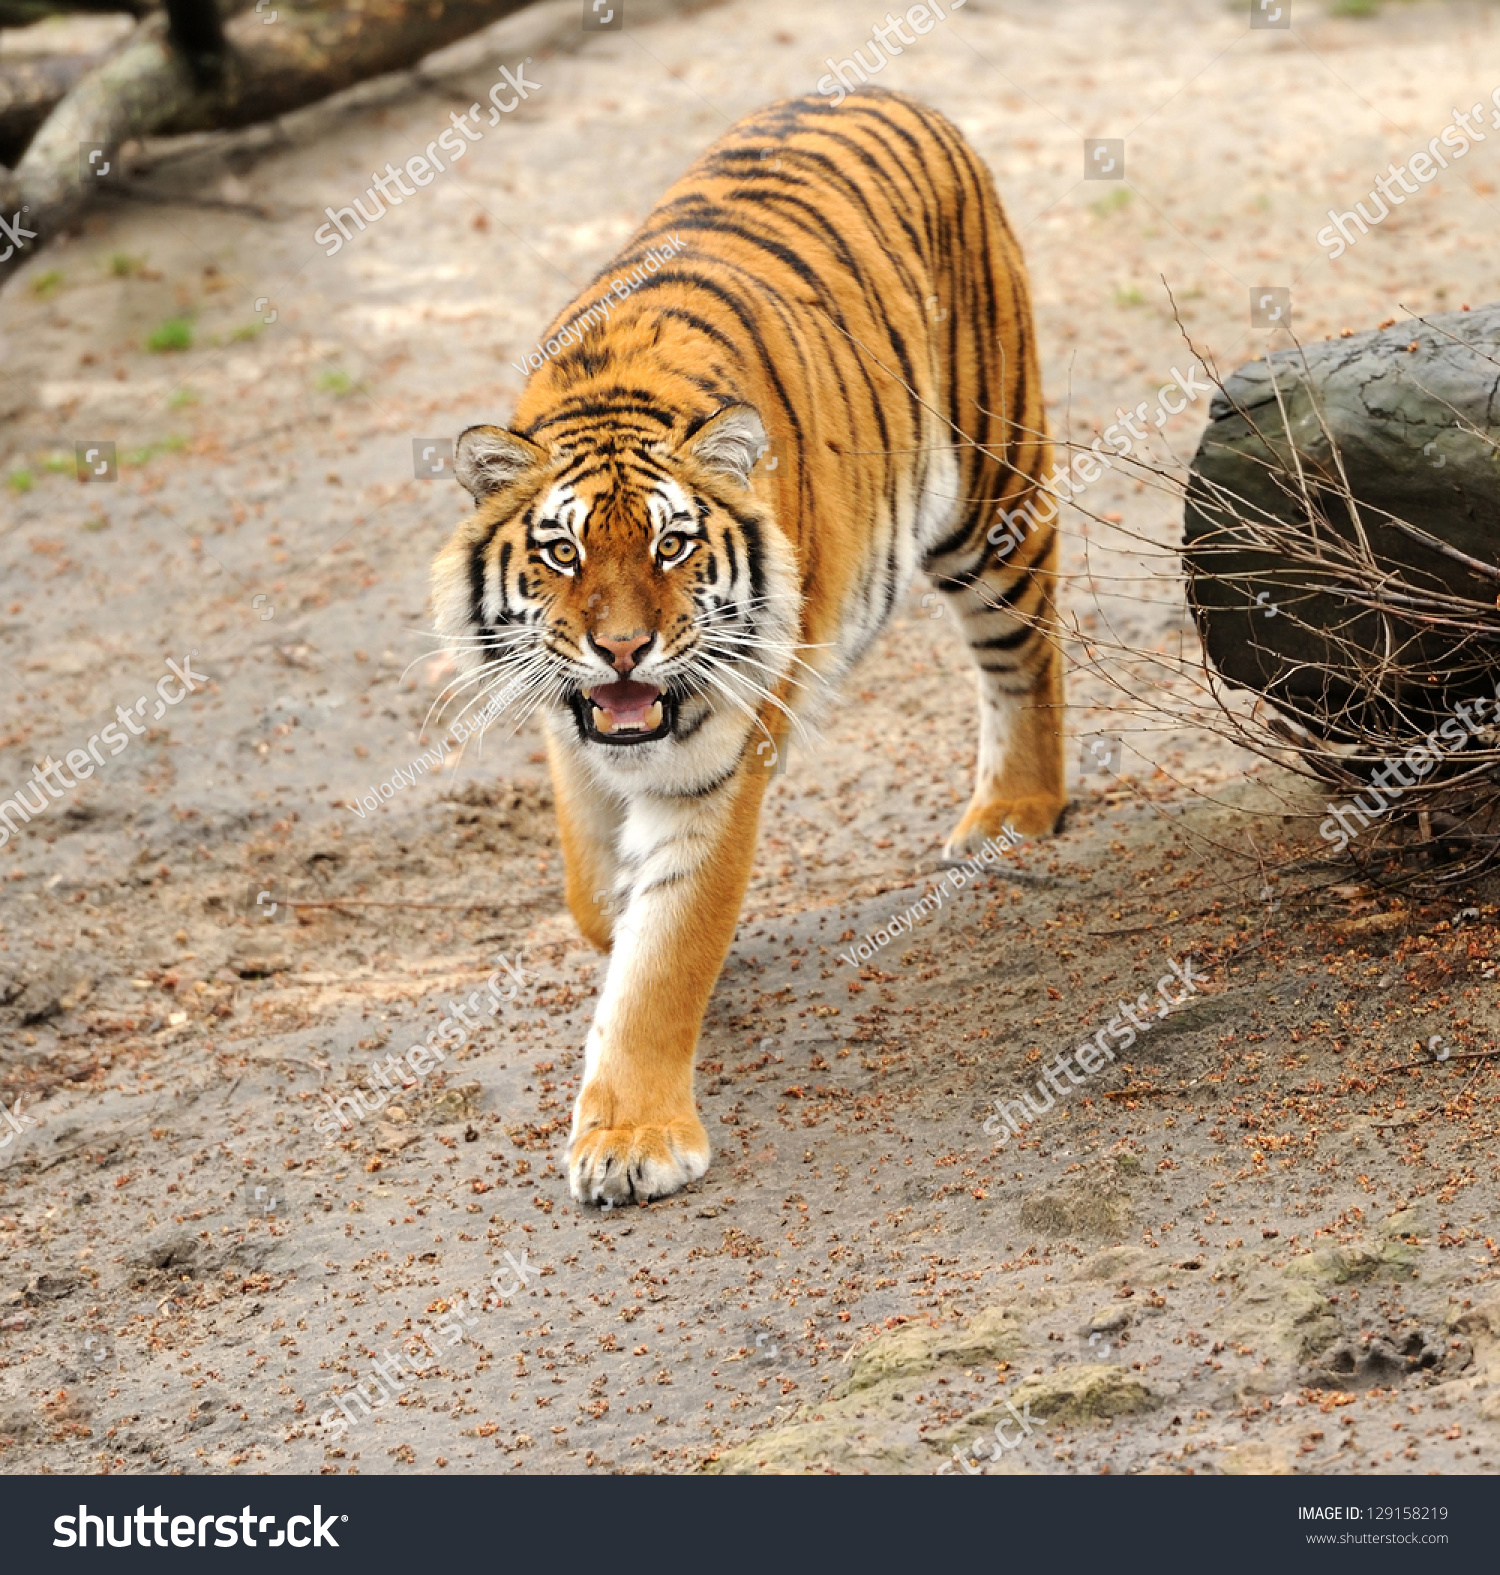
left=3, top=0, right=1500, bottom=1477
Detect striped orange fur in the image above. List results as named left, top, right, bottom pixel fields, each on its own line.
left=431, top=89, right=1063, bottom=1205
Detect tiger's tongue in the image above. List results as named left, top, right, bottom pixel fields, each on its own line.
left=588, top=680, right=663, bottom=733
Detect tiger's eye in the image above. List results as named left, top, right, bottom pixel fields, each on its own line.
left=548, top=542, right=577, bottom=566
left=659, top=534, right=682, bottom=560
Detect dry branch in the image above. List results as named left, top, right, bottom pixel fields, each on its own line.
left=1175, top=304, right=1500, bottom=880
left=940, top=292, right=1500, bottom=896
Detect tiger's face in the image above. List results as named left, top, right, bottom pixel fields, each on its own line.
left=431, top=405, right=799, bottom=778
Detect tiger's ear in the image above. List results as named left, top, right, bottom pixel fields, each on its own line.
left=679, top=404, right=767, bottom=488
left=454, top=425, right=548, bottom=502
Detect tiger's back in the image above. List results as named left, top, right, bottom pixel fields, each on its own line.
left=516, top=89, right=1056, bottom=700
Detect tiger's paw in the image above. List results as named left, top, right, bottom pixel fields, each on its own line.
left=568, top=1107, right=710, bottom=1206
left=943, top=791, right=1064, bottom=859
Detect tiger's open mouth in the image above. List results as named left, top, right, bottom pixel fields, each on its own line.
left=574, top=680, right=675, bottom=746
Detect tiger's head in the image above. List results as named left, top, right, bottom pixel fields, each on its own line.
left=430, top=404, right=800, bottom=781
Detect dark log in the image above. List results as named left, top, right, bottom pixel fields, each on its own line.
left=0, top=0, right=541, bottom=286
left=0, top=0, right=151, bottom=26
left=1183, top=304, right=1500, bottom=744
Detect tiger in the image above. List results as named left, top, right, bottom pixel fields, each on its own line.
left=430, top=88, right=1064, bottom=1206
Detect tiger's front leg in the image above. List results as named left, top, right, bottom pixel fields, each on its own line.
left=567, top=750, right=774, bottom=1205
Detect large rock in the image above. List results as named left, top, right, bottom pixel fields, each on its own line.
left=1183, top=304, right=1500, bottom=742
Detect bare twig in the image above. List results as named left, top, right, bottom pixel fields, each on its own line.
left=283, top=897, right=507, bottom=912
left=1377, top=1048, right=1500, bottom=1076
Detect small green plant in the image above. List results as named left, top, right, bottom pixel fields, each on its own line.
left=316, top=368, right=364, bottom=397
left=123, top=435, right=187, bottom=467
left=8, top=469, right=33, bottom=494
left=1114, top=284, right=1147, bottom=308
left=146, top=316, right=194, bottom=353
left=1330, top=0, right=1378, bottom=14
left=1089, top=187, right=1132, bottom=219
left=81, top=515, right=110, bottom=533
left=168, top=388, right=199, bottom=410
left=31, top=270, right=64, bottom=300
left=41, top=452, right=72, bottom=474
left=230, top=322, right=264, bottom=343
left=109, top=253, right=146, bottom=277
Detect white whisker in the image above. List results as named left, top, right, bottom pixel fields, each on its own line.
left=694, top=652, right=811, bottom=745
left=423, top=647, right=551, bottom=737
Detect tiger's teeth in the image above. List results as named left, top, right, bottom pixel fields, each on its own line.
left=588, top=698, right=663, bottom=736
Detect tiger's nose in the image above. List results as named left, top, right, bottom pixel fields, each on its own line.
left=591, top=632, right=653, bottom=674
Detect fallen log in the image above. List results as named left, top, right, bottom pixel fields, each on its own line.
left=0, top=50, right=104, bottom=165
left=1183, top=304, right=1500, bottom=751
left=0, top=0, right=541, bottom=286
left=0, top=0, right=151, bottom=26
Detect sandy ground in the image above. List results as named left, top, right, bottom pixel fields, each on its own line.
left=2, top=0, right=1500, bottom=1477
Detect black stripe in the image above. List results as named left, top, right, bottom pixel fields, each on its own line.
left=635, top=870, right=692, bottom=897
left=971, top=625, right=1034, bottom=652
left=656, top=307, right=745, bottom=363
left=654, top=759, right=738, bottom=800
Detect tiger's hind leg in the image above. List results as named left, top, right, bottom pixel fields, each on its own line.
left=938, top=520, right=1066, bottom=856
left=914, top=122, right=1066, bottom=853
